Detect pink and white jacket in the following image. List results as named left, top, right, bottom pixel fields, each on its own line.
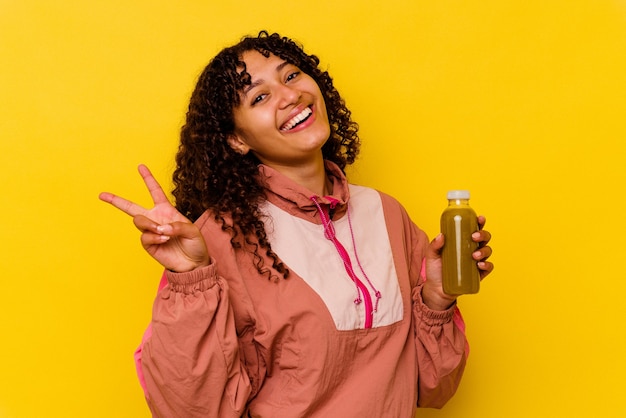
left=135, top=161, right=469, bottom=417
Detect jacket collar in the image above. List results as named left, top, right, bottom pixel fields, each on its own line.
left=257, top=160, right=350, bottom=224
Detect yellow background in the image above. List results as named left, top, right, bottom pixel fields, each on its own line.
left=1, top=0, right=625, bottom=417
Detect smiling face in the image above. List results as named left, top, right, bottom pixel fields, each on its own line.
left=228, top=50, right=331, bottom=171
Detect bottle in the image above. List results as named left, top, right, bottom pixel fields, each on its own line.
left=440, top=190, right=480, bottom=295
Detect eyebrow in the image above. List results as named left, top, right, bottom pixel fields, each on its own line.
left=242, top=60, right=291, bottom=97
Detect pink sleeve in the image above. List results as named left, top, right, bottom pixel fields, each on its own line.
left=412, top=283, right=469, bottom=409
left=135, top=264, right=252, bottom=417
left=420, top=259, right=470, bottom=356
left=411, top=235, right=468, bottom=409
left=134, top=272, right=169, bottom=396
left=378, top=192, right=470, bottom=408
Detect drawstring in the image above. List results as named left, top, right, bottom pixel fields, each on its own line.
left=310, top=196, right=382, bottom=327
left=347, top=207, right=382, bottom=313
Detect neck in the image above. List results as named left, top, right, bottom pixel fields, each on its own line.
left=266, top=158, right=331, bottom=197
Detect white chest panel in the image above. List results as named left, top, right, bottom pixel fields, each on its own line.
left=262, top=185, right=403, bottom=330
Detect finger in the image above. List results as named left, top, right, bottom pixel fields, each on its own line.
left=140, top=220, right=200, bottom=241
left=478, top=261, right=494, bottom=279
left=133, top=214, right=161, bottom=234
left=472, top=229, right=492, bottom=245
left=138, top=164, right=170, bottom=206
left=477, top=215, right=487, bottom=229
left=140, top=231, right=171, bottom=247
left=164, top=221, right=202, bottom=240
left=473, top=245, right=492, bottom=261
left=99, top=192, right=147, bottom=217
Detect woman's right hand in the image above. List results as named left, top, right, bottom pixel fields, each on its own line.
left=99, top=164, right=210, bottom=273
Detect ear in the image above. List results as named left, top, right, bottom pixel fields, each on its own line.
left=227, top=134, right=251, bottom=155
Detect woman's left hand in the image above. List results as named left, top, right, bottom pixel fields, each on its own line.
left=421, top=215, right=494, bottom=311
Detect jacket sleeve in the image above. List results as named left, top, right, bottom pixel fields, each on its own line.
left=412, top=284, right=468, bottom=408
left=138, top=261, right=252, bottom=418
left=409, top=222, right=469, bottom=408
left=378, top=191, right=469, bottom=407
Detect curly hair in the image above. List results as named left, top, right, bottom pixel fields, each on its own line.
left=172, top=31, right=360, bottom=280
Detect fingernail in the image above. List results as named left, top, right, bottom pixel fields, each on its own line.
left=157, top=225, right=172, bottom=234
left=472, top=232, right=480, bottom=239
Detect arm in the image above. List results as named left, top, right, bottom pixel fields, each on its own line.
left=100, top=165, right=252, bottom=416
left=378, top=192, right=492, bottom=408
left=140, top=264, right=251, bottom=417
left=412, top=282, right=468, bottom=408
left=411, top=217, right=493, bottom=408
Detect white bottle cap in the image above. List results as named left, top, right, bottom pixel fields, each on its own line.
left=447, top=190, right=470, bottom=199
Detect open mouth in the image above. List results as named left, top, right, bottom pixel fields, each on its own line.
left=280, top=107, right=313, bottom=131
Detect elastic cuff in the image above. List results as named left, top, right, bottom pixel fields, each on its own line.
left=413, top=285, right=456, bottom=326
left=164, top=258, right=218, bottom=294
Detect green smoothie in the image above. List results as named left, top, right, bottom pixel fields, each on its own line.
left=440, top=191, right=480, bottom=295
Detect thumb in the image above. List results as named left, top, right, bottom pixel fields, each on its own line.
left=426, top=233, right=445, bottom=259
left=158, top=221, right=202, bottom=240
left=160, top=221, right=210, bottom=269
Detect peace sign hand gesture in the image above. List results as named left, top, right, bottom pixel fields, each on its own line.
left=99, top=165, right=210, bottom=273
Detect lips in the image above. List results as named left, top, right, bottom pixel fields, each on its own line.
left=280, top=107, right=313, bottom=132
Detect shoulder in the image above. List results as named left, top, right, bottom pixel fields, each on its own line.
left=194, top=209, right=240, bottom=247
left=195, top=209, right=225, bottom=232
left=352, top=184, right=429, bottom=243
left=349, top=184, right=410, bottom=220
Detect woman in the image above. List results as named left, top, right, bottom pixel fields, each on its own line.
left=100, top=31, right=493, bottom=417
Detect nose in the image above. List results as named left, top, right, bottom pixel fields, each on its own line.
left=276, top=84, right=301, bottom=108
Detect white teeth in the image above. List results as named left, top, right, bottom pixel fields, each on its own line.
left=281, top=107, right=312, bottom=131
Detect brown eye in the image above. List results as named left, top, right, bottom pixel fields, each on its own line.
left=252, top=93, right=267, bottom=105
left=286, top=71, right=300, bottom=82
